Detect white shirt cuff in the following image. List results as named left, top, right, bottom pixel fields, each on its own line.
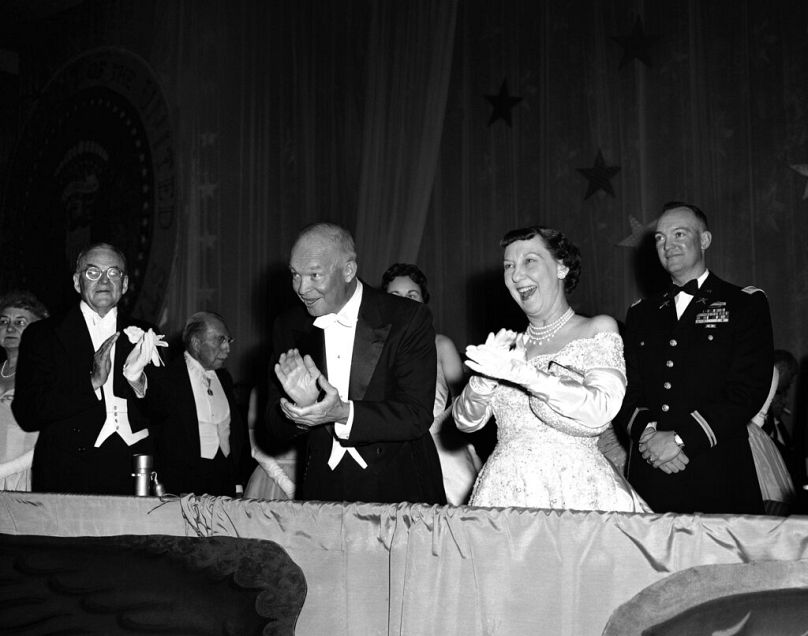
left=333, top=400, right=354, bottom=439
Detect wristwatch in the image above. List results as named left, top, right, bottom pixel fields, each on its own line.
left=673, top=433, right=685, bottom=448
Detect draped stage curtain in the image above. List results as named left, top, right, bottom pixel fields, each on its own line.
left=4, top=491, right=808, bottom=635
left=2, top=0, right=807, bottom=387
left=354, top=0, right=458, bottom=277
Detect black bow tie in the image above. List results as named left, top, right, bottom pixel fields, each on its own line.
left=667, top=279, right=706, bottom=299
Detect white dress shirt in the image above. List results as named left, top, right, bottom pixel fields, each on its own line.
left=80, top=302, right=149, bottom=448
left=313, top=281, right=366, bottom=470
left=675, top=269, right=710, bottom=319
left=185, top=352, right=231, bottom=459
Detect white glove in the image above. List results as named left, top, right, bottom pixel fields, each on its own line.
left=123, top=326, right=168, bottom=382
left=454, top=329, right=519, bottom=432
left=465, top=336, right=532, bottom=386
left=465, top=329, right=519, bottom=392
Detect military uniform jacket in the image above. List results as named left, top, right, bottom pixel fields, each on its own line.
left=615, top=272, right=773, bottom=514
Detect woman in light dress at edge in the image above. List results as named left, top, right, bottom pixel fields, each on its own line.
left=452, top=226, right=650, bottom=512
left=382, top=264, right=482, bottom=505
left=0, top=291, right=49, bottom=491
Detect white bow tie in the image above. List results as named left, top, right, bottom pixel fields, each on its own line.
left=313, top=313, right=357, bottom=329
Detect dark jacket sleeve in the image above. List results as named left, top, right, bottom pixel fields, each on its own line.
left=12, top=320, right=100, bottom=431
left=265, top=313, right=306, bottom=442
left=613, top=303, right=656, bottom=443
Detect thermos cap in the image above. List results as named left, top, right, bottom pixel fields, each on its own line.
left=133, top=454, right=153, bottom=471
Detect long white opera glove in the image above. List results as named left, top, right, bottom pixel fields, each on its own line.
left=465, top=343, right=626, bottom=434
left=453, top=329, right=519, bottom=432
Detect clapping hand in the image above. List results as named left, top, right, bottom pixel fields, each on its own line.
left=279, top=373, right=349, bottom=429
left=465, top=329, right=532, bottom=386
left=275, top=349, right=322, bottom=407
left=91, top=333, right=119, bottom=390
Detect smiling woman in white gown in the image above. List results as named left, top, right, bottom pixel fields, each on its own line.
left=453, top=225, right=649, bottom=512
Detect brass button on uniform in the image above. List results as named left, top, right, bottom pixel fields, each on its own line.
left=707, top=334, right=714, bottom=341
left=663, top=382, right=671, bottom=389
left=669, top=339, right=678, bottom=347
left=661, top=404, right=670, bottom=412
left=666, top=360, right=674, bottom=368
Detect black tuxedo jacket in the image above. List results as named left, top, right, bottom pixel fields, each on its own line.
left=615, top=273, right=773, bottom=514
left=12, top=304, right=154, bottom=493
left=147, top=355, right=249, bottom=497
left=267, top=283, right=445, bottom=504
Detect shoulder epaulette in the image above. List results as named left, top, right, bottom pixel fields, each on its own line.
left=742, top=285, right=766, bottom=296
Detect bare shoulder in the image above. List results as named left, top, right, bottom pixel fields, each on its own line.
left=435, top=333, right=460, bottom=356
left=579, top=314, right=619, bottom=337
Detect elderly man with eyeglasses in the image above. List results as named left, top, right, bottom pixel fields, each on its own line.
left=13, top=242, right=159, bottom=495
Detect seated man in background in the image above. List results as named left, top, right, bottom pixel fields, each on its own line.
left=147, top=312, right=250, bottom=497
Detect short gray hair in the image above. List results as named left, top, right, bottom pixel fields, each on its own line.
left=294, top=222, right=357, bottom=264
left=182, top=311, right=227, bottom=348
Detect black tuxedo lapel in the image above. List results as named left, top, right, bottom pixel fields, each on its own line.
left=292, top=321, right=327, bottom=375
left=350, top=302, right=391, bottom=401
left=54, top=305, right=95, bottom=373
left=179, top=362, right=202, bottom=458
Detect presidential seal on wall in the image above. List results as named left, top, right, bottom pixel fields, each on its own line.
left=0, top=47, right=176, bottom=323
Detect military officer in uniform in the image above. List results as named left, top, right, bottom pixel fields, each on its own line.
left=615, top=202, right=773, bottom=514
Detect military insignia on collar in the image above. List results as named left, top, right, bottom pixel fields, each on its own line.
left=631, top=298, right=642, bottom=308
left=695, top=307, right=729, bottom=324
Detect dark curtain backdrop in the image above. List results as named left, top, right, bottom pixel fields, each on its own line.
left=1, top=0, right=806, bottom=387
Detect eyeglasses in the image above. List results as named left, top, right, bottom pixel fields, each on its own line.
left=0, top=316, right=30, bottom=329
left=207, top=334, right=234, bottom=346
left=81, top=266, right=125, bottom=281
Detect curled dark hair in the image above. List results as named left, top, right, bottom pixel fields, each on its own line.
left=0, top=290, right=49, bottom=319
left=500, top=226, right=581, bottom=294
left=662, top=201, right=709, bottom=231
left=380, top=263, right=430, bottom=304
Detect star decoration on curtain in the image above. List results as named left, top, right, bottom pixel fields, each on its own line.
left=484, top=79, right=523, bottom=127
left=611, top=17, right=657, bottom=68
left=577, top=150, right=621, bottom=199
left=199, top=132, right=218, bottom=147
left=199, top=182, right=218, bottom=199
left=790, top=163, right=808, bottom=199
left=618, top=215, right=656, bottom=247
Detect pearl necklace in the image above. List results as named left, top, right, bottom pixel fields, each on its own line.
left=0, top=360, right=15, bottom=378
left=526, top=307, right=574, bottom=347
